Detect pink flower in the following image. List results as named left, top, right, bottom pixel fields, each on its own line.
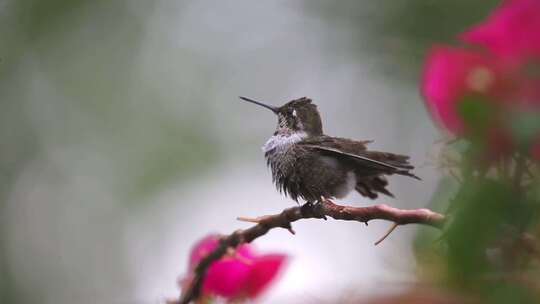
left=461, top=0, right=540, bottom=66
left=421, top=46, right=507, bottom=135
left=183, top=235, right=288, bottom=301
left=422, top=0, right=540, bottom=158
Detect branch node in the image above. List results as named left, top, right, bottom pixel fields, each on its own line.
left=281, top=222, right=296, bottom=235
left=286, top=227, right=296, bottom=235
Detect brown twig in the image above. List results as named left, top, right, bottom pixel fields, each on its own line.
left=513, top=154, right=526, bottom=190
left=374, top=223, right=399, bottom=246
left=177, top=200, right=445, bottom=304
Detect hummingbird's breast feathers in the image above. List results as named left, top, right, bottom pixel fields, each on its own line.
left=262, top=131, right=308, bottom=153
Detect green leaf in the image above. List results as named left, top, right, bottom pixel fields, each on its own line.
left=457, top=95, right=495, bottom=134
left=510, top=111, right=540, bottom=148
left=445, top=179, right=514, bottom=285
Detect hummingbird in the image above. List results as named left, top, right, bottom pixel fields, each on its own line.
left=240, top=96, right=419, bottom=203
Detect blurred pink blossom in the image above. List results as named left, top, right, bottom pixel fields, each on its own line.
left=421, top=46, right=506, bottom=135
left=182, top=235, right=288, bottom=302
left=461, top=0, right=540, bottom=66
left=422, top=0, right=540, bottom=158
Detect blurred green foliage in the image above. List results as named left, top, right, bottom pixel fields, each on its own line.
left=446, top=180, right=518, bottom=281
left=414, top=85, right=540, bottom=304
left=511, top=112, right=540, bottom=150
left=304, top=0, right=500, bottom=81
left=457, top=96, right=496, bottom=134
left=1, top=0, right=220, bottom=303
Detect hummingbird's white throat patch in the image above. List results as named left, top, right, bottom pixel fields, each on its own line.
left=262, top=132, right=307, bottom=153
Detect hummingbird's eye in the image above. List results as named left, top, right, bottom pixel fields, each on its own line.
left=286, top=109, right=294, bottom=117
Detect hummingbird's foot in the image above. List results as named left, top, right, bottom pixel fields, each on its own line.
left=300, top=201, right=314, bottom=213
left=300, top=201, right=327, bottom=220
left=319, top=196, right=335, bottom=204
left=314, top=197, right=329, bottom=220
left=300, top=201, right=324, bottom=218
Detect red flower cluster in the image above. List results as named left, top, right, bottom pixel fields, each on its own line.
left=181, top=235, right=288, bottom=302
left=422, top=0, right=540, bottom=158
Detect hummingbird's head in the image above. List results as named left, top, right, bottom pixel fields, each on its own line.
left=240, top=96, right=323, bottom=136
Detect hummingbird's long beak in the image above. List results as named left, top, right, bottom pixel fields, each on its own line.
left=239, top=96, right=279, bottom=114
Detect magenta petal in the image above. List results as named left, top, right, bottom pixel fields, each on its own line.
left=245, top=254, right=288, bottom=299
left=236, top=243, right=257, bottom=260
left=422, top=46, right=467, bottom=134
left=188, top=235, right=220, bottom=270
left=202, top=259, right=252, bottom=299
left=185, top=236, right=288, bottom=300
left=422, top=46, right=499, bottom=134
left=461, top=0, right=540, bottom=64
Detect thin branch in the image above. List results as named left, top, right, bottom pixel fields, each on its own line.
left=177, top=200, right=445, bottom=304
left=523, top=159, right=535, bottom=180
left=374, top=223, right=399, bottom=245
left=448, top=169, right=463, bottom=184
left=513, top=154, right=526, bottom=190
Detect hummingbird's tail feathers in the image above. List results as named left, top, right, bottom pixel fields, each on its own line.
left=362, top=151, right=420, bottom=180
left=355, top=176, right=395, bottom=199
left=355, top=183, right=378, bottom=199
left=395, top=169, right=421, bottom=180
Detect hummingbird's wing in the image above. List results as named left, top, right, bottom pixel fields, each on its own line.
left=299, top=136, right=419, bottom=179
left=300, top=136, right=419, bottom=199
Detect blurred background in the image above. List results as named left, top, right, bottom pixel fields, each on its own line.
left=0, top=1, right=499, bottom=303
